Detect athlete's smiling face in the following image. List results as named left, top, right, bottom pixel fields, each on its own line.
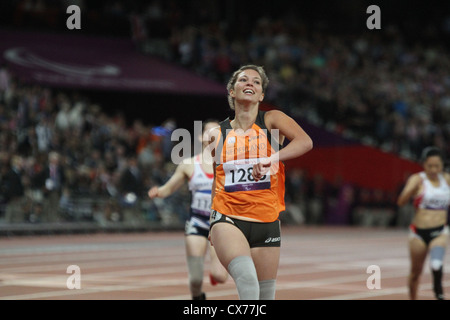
left=229, top=69, right=265, bottom=106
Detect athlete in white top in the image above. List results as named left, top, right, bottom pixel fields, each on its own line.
left=397, top=147, right=450, bottom=300
left=148, top=120, right=228, bottom=300
left=413, top=172, right=450, bottom=211
left=186, top=153, right=215, bottom=235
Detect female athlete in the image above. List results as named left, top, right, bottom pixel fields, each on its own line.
left=397, top=146, right=450, bottom=300
left=208, top=65, right=313, bottom=299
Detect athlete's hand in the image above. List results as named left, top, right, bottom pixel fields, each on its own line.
left=148, top=186, right=159, bottom=199
left=252, top=158, right=271, bottom=181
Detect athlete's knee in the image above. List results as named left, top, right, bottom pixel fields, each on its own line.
left=228, top=256, right=259, bottom=299
left=228, top=256, right=258, bottom=284
left=431, top=260, right=443, bottom=271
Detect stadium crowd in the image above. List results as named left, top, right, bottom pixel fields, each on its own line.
left=0, top=0, right=449, bottom=227
left=133, top=1, right=450, bottom=162
left=0, top=69, right=189, bottom=225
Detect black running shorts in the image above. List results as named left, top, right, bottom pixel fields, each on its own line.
left=409, top=224, right=449, bottom=246
left=210, top=210, right=281, bottom=248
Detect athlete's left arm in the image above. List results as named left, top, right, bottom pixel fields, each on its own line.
left=253, top=110, right=312, bottom=181
left=265, top=109, right=313, bottom=162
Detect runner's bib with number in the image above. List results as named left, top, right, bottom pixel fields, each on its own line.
left=191, top=190, right=212, bottom=215
left=223, top=159, right=270, bottom=192
left=188, top=155, right=214, bottom=216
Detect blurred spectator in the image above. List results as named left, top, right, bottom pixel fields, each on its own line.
left=305, top=173, right=328, bottom=225
left=0, top=64, right=11, bottom=95
left=118, top=156, right=143, bottom=197
left=352, top=188, right=373, bottom=226
left=36, top=151, right=65, bottom=222
left=54, top=99, right=71, bottom=132
left=35, top=115, right=53, bottom=153
left=326, top=182, right=355, bottom=225
left=118, top=156, right=145, bottom=222
left=3, top=155, right=26, bottom=223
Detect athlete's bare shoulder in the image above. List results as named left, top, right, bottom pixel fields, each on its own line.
left=181, top=156, right=196, bottom=165
left=265, top=109, right=285, bottom=117
left=207, top=125, right=221, bottom=139
left=407, top=172, right=423, bottom=184
left=178, top=156, right=195, bottom=177
left=443, top=172, right=450, bottom=185
left=263, top=109, right=287, bottom=128
left=205, top=125, right=221, bottom=146
left=401, top=172, right=423, bottom=193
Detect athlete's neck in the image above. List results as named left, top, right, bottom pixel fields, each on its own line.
left=232, top=104, right=258, bottom=131
left=426, top=172, right=440, bottom=182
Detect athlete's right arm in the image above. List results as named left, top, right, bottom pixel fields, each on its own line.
left=397, top=173, right=422, bottom=207
left=444, top=172, right=450, bottom=187
left=206, top=126, right=221, bottom=205
left=148, top=162, right=189, bottom=199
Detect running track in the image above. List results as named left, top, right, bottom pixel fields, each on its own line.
left=0, top=226, right=448, bottom=301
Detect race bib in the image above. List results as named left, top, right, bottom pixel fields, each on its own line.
left=191, top=190, right=211, bottom=215
left=223, top=158, right=270, bottom=192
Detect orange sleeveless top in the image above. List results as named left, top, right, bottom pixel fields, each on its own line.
left=211, top=110, right=285, bottom=222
